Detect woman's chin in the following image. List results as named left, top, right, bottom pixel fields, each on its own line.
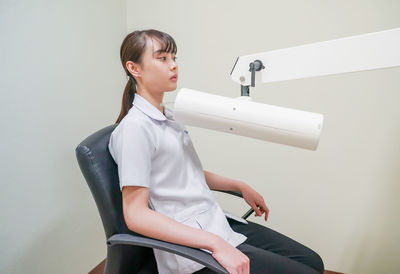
left=165, top=84, right=178, bottom=92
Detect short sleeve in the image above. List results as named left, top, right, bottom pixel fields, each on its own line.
left=108, top=117, right=156, bottom=191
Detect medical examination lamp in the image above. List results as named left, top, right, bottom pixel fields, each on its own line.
left=173, top=28, right=400, bottom=150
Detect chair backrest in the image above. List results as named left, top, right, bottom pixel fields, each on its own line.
left=75, top=124, right=130, bottom=237
left=76, top=124, right=158, bottom=273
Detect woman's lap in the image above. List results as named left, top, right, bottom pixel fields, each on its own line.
left=194, top=219, right=324, bottom=274
left=236, top=243, right=321, bottom=274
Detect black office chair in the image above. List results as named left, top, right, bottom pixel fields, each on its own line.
left=75, top=124, right=254, bottom=274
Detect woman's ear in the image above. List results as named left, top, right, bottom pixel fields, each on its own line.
left=126, top=61, right=141, bottom=79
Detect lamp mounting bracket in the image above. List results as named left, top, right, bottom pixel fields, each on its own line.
left=240, top=60, right=265, bottom=97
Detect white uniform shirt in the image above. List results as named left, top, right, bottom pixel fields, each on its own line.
left=108, top=94, right=247, bottom=274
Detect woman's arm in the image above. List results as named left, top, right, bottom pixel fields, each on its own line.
left=122, top=186, right=250, bottom=274
left=204, top=170, right=269, bottom=222
left=203, top=170, right=246, bottom=192
left=123, top=185, right=219, bottom=250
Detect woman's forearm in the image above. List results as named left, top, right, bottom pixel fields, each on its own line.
left=203, top=170, right=246, bottom=192
left=127, top=207, right=222, bottom=252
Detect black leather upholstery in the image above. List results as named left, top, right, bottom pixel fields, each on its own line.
left=76, top=125, right=157, bottom=273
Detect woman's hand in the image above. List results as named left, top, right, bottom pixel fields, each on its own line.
left=211, top=238, right=249, bottom=274
left=202, top=170, right=269, bottom=221
left=240, top=183, right=269, bottom=222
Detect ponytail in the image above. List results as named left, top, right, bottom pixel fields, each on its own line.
left=115, top=75, right=137, bottom=123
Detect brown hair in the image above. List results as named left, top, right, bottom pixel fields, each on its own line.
left=116, top=29, right=177, bottom=123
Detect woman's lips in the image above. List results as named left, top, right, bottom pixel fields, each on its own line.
left=170, top=75, right=178, bottom=81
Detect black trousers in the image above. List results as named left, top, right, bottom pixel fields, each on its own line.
left=194, top=218, right=324, bottom=274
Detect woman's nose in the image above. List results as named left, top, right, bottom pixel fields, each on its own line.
left=170, top=60, right=177, bottom=70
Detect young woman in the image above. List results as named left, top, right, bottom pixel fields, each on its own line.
left=108, top=29, right=324, bottom=274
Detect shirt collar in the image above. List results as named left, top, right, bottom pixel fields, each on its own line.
left=133, top=94, right=174, bottom=121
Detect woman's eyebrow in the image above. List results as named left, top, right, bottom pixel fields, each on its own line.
left=153, top=49, right=167, bottom=55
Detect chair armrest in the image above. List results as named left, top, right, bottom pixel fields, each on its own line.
left=211, top=189, right=243, bottom=198
left=107, top=233, right=228, bottom=274
left=211, top=189, right=255, bottom=220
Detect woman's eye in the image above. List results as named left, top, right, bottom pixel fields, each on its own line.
left=158, top=56, right=177, bottom=61
left=173, top=56, right=178, bottom=61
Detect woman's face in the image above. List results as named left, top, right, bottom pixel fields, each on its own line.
left=135, top=37, right=178, bottom=95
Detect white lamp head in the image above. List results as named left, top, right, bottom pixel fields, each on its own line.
left=173, top=88, right=323, bottom=150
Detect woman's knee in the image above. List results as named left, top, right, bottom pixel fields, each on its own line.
left=306, top=249, right=324, bottom=274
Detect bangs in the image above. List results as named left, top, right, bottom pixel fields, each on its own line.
left=146, top=30, right=177, bottom=54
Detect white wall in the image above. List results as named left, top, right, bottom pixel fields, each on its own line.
left=0, top=1, right=126, bottom=273
left=126, top=1, right=400, bottom=273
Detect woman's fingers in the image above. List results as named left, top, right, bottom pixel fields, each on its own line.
left=245, top=255, right=250, bottom=274
left=258, top=198, right=269, bottom=220
left=252, top=203, right=262, bottom=216
left=264, top=207, right=269, bottom=221
left=238, top=255, right=249, bottom=274
left=253, top=198, right=269, bottom=221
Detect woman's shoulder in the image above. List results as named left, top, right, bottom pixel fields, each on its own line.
left=117, top=107, right=154, bottom=130
left=108, top=108, right=159, bottom=162
left=111, top=107, right=160, bottom=143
